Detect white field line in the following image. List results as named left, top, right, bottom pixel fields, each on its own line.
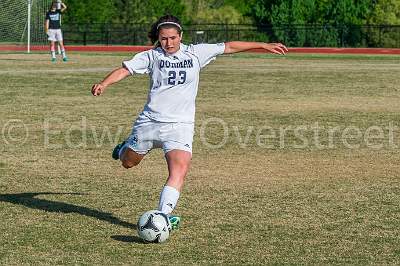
left=0, top=67, right=115, bottom=75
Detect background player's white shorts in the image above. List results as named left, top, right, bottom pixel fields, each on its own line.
left=47, top=29, right=63, bottom=42
left=126, top=113, right=194, bottom=155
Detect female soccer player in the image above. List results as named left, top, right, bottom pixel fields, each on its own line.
left=91, top=15, right=287, bottom=230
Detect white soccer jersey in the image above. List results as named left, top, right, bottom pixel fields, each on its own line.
left=123, top=43, right=225, bottom=123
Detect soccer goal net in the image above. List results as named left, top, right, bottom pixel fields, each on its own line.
left=0, top=0, right=52, bottom=52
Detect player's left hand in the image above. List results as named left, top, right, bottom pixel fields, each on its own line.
left=264, top=43, right=288, bottom=55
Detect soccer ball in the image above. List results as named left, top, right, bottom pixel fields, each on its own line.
left=137, top=210, right=171, bottom=243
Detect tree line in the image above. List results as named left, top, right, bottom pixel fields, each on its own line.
left=60, top=0, right=400, bottom=47
left=62, top=0, right=400, bottom=26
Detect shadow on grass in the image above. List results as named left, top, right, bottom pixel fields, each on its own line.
left=0, top=192, right=136, bottom=230
left=111, top=235, right=144, bottom=244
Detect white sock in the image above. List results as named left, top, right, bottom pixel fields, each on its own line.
left=61, top=50, right=66, bottom=58
left=51, top=51, right=56, bottom=58
left=158, top=185, right=180, bottom=215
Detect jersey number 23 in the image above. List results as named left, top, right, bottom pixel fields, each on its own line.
left=167, top=71, right=187, bottom=85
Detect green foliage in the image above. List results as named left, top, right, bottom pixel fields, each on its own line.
left=366, top=0, right=400, bottom=47
left=321, top=0, right=372, bottom=25
left=249, top=0, right=375, bottom=25
left=53, top=0, right=400, bottom=47
left=183, top=0, right=251, bottom=24
left=62, top=0, right=186, bottom=25
left=112, top=0, right=186, bottom=24
left=368, top=0, right=400, bottom=25
left=62, top=0, right=116, bottom=25
left=57, top=0, right=400, bottom=27
left=223, top=0, right=255, bottom=16
left=246, top=0, right=400, bottom=47
left=190, top=5, right=249, bottom=24
left=145, top=0, right=186, bottom=23
left=269, top=0, right=316, bottom=46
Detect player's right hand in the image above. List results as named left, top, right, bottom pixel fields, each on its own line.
left=263, top=43, right=288, bottom=55
left=91, top=83, right=105, bottom=96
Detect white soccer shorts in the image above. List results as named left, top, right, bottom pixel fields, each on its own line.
left=126, top=113, right=194, bottom=155
left=47, top=29, right=63, bottom=42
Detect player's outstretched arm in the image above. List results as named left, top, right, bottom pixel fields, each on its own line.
left=91, top=67, right=130, bottom=96
left=224, top=41, right=288, bottom=55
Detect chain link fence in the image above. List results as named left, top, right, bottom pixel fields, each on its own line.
left=62, top=23, right=400, bottom=48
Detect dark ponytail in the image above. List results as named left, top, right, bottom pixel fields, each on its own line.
left=148, top=15, right=182, bottom=46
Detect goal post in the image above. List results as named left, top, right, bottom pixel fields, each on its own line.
left=28, top=0, right=31, bottom=53
left=0, top=0, right=52, bottom=53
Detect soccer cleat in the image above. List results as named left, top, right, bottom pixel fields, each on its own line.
left=62, top=57, right=68, bottom=62
left=112, top=141, right=126, bottom=160
left=169, top=215, right=181, bottom=230
left=51, top=58, right=56, bottom=62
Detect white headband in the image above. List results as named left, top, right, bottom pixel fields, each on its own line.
left=157, top=22, right=182, bottom=30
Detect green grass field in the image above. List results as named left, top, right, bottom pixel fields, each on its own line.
left=1, top=51, right=400, bottom=264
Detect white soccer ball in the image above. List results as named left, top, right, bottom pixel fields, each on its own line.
left=137, top=210, right=171, bottom=243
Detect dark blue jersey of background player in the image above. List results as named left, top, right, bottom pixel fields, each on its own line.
left=45, top=9, right=62, bottom=29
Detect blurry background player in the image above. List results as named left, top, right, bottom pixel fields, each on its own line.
left=45, top=0, right=67, bottom=62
